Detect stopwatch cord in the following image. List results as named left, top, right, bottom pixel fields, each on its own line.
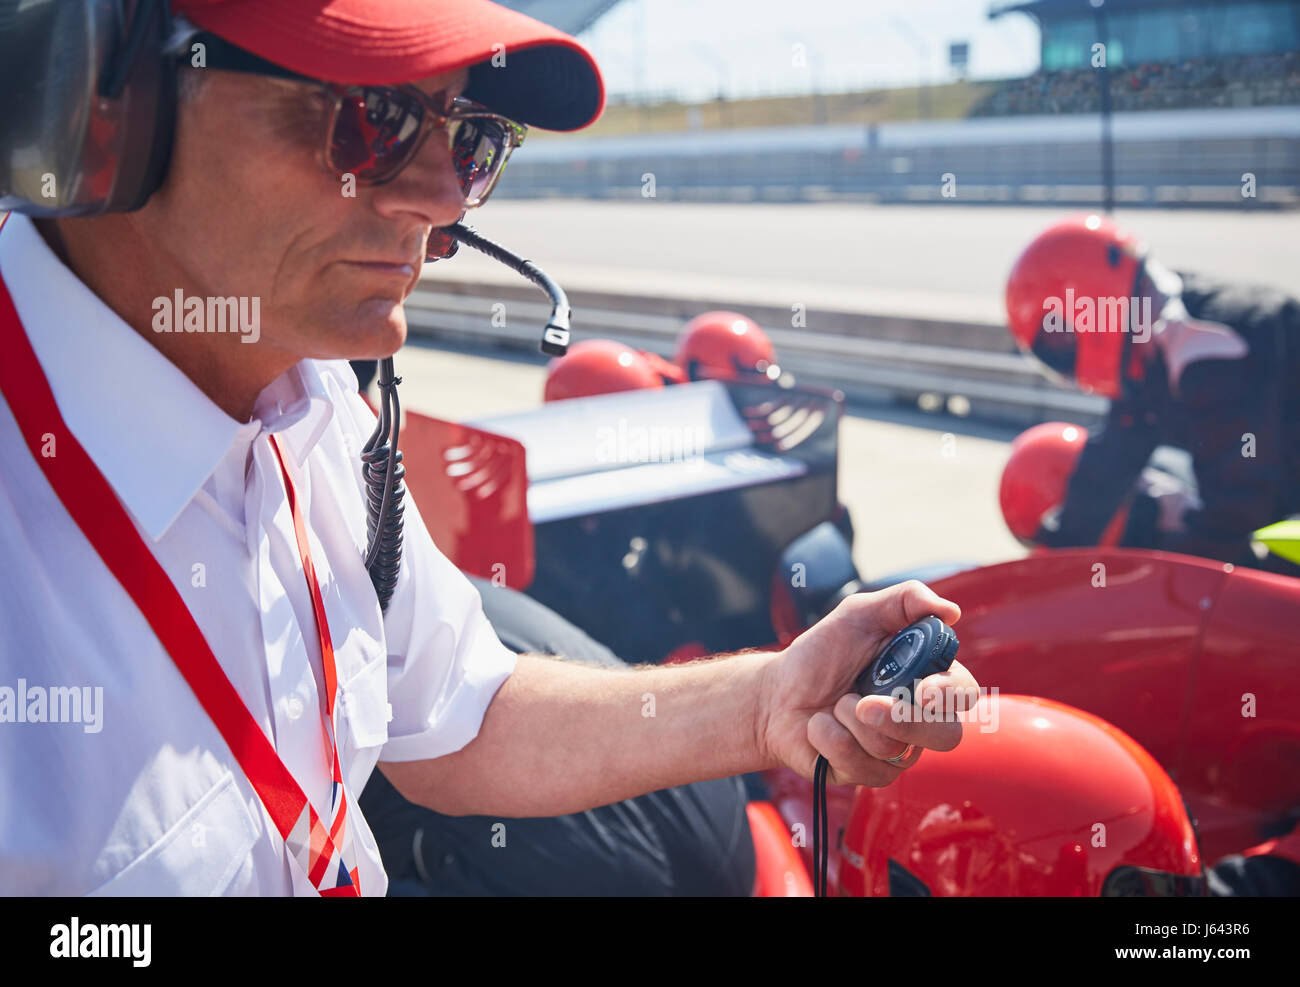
left=813, top=754, right=830, bottom=897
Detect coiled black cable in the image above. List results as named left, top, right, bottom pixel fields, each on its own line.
left=361, top=356, right=405, bottom=612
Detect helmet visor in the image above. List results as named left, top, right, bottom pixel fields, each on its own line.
left=1024, top=327, right=1076, bottom=382
left=1029, top=322, right=1078, bottom=387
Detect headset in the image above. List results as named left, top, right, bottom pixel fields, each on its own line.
left=0, top=0, right=571, bottom=610
left=0, top=0, right=186, bottom=216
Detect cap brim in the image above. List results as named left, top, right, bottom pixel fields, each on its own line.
left=178, top=0, right=605, bottom=131
left=463, top=41, right=603, bottom=133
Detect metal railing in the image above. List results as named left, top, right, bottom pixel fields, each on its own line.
left=497, top=133, right=1300, bottom=208
left=404, top=277, right=1109, bottom=426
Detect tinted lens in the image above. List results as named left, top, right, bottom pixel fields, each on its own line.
left=1031, top=322, right=1078, bottom=378
left=328, top=88, right=517, bottom=202
left=330, top=89, right=424, bottom=181
left=449, top=118, right=509, bottom=203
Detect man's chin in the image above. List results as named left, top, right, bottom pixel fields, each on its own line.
left=308, top=303, right=408, bottom=361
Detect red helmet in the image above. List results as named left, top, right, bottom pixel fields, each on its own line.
left=543, top=339, right=665, bottom=402
left=639, top=349, right=689, bottom=386
left=839, top=694, right=1205, bottom=897
left=675, top=311, right=778, bottom=382
left=1005, top=214, right=1147, bottom=398
left=999, top=421, right=1128, bottom=546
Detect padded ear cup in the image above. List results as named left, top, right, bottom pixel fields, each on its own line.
left=105, top=0, right=178, bottom=213
left=121, top=8, right=176, bottom=212
left=0, top=0, right=101, bottom=213
left=0, top=0, right=177, bottom=216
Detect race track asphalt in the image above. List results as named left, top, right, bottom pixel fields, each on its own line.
left=430, top=199, right=1299, bottom=325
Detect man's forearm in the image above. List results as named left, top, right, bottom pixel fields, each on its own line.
left=380, top=650, right=781, bottom=818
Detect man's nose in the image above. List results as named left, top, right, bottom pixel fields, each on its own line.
left=368, top=125, right=465, bottom=229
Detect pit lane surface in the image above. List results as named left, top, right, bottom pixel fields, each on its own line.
left=429, top=200, right=1300, bottom=326
left=392, top=341, right=1026, bottom=581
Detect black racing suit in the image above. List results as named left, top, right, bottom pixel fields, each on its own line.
left=1039, top=272, right=1300, bottom=573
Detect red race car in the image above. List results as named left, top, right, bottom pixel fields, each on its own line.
left=386, top=353, right=1300, bottom=896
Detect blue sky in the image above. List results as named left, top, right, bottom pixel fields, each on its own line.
left=578, top=0, right=1043, bottom=101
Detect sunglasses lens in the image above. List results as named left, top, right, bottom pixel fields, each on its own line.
left=330, top=89, right=424, bottom=181
left=329, top=88, right=517, bottom=204
left=449, top=118, right=510, bottom=203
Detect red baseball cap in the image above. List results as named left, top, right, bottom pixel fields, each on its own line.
left=171, top=0, right=606, bottom=131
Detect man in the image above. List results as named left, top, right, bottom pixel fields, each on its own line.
left=0, top=0, right=977, bottom=896
left=1004, top=213, right=1300, bottom=573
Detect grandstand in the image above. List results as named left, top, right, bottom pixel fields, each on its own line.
left=498, top=103, right=1299, bottom=207
left=975, top=0, right=1300, bottom=115
left=494, top=0, right=1299, bottom=208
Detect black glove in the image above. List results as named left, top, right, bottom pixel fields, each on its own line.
left=1207, top=854, right=1300, bottom=897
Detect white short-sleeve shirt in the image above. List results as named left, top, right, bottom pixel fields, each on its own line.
left=0, top=212, right=518, bottom=895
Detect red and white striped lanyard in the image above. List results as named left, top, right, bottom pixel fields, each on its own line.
left=0, top=268, right=362, bottom=896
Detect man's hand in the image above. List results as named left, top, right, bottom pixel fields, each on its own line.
left=758, top=580, right=980, bottom=787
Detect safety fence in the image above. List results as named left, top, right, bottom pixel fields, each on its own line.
left=404, top=276, right=1109, bottom=427
left=499, top=110, right=1300, bottom=208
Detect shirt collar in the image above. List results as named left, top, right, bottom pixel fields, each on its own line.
left=0, top=212, right=337, bottom=540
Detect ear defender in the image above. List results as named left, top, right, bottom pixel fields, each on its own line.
left=116, top=1, right=181, bottom=213
left=0, top=0, right=184, bottom=217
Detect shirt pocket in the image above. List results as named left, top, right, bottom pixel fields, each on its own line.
left=88, top=770, right=259, bottom=897
left=339, top=651, right=392, bottom=752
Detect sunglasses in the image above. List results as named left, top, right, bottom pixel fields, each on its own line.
left=320, top=84, right=525, bottom=205
left=186, top=31, right=526, bottom=208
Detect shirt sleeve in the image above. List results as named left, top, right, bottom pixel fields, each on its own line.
left=377, top=491, right=517, bottom=759
left=377, top=485, right=519, bottom=762
left=327, top=372, right=518, bottom=763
